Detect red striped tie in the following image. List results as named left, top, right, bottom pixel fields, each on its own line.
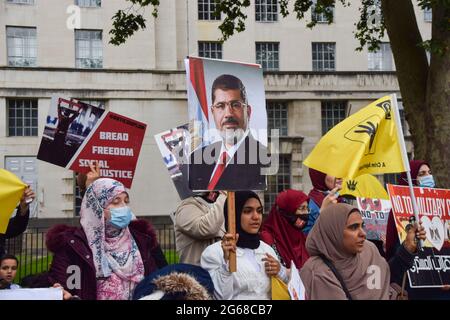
left=207, top=151, right=228, bottom=190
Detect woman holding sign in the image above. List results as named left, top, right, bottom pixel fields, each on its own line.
left=46, top=178, right=167, bottom=300
left=201, top=191, right=288, bottom=300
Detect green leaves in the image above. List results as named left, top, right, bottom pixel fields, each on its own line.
left=109, top=0, right=159, bottom=46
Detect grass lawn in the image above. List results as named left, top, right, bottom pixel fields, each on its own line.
left=11, top=250, right=178, bottom=284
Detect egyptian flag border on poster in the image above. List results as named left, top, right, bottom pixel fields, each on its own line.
left=65, top=110, right=147, bottom=188
left=387, top=184, right=450, bottom=288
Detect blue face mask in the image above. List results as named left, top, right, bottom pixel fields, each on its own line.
left=109, top=206, right=133, bottom=229
left=418, top=175, right=435, bottom=188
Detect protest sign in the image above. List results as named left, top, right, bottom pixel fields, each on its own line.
left=288, top=262, right=306, bottom=300
left=0, top=287, right=63, bottom=300
left=387, top=184, right=450, bottom=287
left=185, top=57, right=270, bottom=191
left=154, top=124, right=192, bottom=200
left=37, top=96, right=146, bottom=188
left=356, top=197, right=391, bottom=241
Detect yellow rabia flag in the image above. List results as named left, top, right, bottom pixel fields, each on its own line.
left=271, top=276, right=290, bottom=300
left=0, top=169, right=27, bottom=234
left=304, top=95, right=407, bottom=179
left=340, top=174, right=389, bottom=200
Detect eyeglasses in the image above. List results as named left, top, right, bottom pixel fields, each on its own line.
left=211, top=101, right=247, bottom=111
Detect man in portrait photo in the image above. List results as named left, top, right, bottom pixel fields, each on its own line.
left=189, top=74, right=269, bottom=191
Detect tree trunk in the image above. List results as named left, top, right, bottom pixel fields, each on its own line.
left=382, top=0, right=448, bottom=186
left=425, top=3, right=450, bottom=188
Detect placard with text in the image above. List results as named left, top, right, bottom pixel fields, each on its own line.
left=37, top=96, right=146, bottom=188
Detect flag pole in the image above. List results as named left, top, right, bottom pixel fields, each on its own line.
left=391, top=94, right=424, bottom=250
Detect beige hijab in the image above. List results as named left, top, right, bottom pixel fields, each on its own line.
left=300, top=203, right=390, bottom=300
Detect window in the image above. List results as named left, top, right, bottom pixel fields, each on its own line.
left=424, top=7, right=432, bottom=22
left=312, top=42, right=335, bottom=71
left=265, top=155, right=291, bottom=213
left=321, top=101, right=346, bottom=135
left=198, top=0, right=220, bottom=20
left=7, top=0, right=34, bottom=4
left=7, top=27, right=37, bottom=67
left=311, top=0, right=334, bottom=23
left=267, top=102, right=288, bottom=136
left=255, top=0, right=278, bottom=22
left=198, top=42, right=222, bottom=59
left=7, top=99, right=38, bottom=137
left=256, top=42, right=279, bottom=71
left=368, top=43, right=393, bottom=71
left=75, top=0, right=101, bottom=7
left=75, top=30, right=103, bottom=68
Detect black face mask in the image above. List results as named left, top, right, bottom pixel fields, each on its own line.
left=279, top=208, right=309, bottom=229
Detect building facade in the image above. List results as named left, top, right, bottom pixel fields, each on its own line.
left=0, top=0, right=431, bottom=220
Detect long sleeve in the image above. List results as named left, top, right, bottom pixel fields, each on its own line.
left=176, top=195, right=226, bottom=240
left=5, top=206, right=30, bottom=239
left=201, top=243, right=234, bottom=300
left=388, top=244, right=414, bottom=285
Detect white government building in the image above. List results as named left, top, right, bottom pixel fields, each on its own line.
left=0, top=0, right=431, bottom=224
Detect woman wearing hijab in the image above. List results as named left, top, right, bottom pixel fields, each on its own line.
left=46, top=178, right=167, bottom=300
left=201, top=191, right=288, bottom=300
left=304, top=168, right=343, bottom=234
left=300, top=203, right=391, bottom=300
left=260, top=189, right=309, bottom=269
left=385, top=160, right=449, bottom=299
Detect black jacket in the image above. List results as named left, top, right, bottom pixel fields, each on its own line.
left=0, top=206, right=29, bottom=257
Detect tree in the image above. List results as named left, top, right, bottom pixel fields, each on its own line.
left=110, top=0, right=449, bottom=187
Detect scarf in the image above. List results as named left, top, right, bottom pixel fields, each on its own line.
left=224, top=191, right=262, bottom=249
left=300, top=203, right=390, bottom=300
left=80, top=178, right=144, bottom=300
left=261, top=189, right=309, bottom=269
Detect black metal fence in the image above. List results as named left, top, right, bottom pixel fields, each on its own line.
left=4, top=223, right=177, bottom=283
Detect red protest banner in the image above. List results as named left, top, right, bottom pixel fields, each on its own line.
left=69, top=112, right=146, bottom=188
left=387, top=184, right=450, bottom=287
left=38, top=96, right=146, bottom=188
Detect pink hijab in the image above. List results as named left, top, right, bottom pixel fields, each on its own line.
left=80, top=178, right=144, bottom=300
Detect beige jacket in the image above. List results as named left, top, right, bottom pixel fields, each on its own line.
left=174, top=193, right=226, bottom=266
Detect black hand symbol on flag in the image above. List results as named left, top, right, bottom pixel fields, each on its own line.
left=344, top=115, right=381, bottom=155
left=353, top=121, right=378, bottom=154
left=376, top=100, right=392, bottom=120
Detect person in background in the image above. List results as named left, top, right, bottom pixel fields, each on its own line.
left=260, top=189, right=309, bottom=270
left=174, top=191, right=227, bottom=266
left=0, top=186, right=36, bottom=257
left=0, top=254, right=20, bottom=289
left=304, top=168, right=343, bottom=234
left=385, top=160, right=450, bottom=299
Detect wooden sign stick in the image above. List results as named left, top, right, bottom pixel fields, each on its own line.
left=227, top=191, right=237, bottom=272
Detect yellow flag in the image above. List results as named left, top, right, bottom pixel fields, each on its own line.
left=271, top=276, right=290, bottom=300
left=340, top=174, right=389, bottom=200
left=0, top=169, right=27, bottom=234
left=304, top=95, right=407, bottom=179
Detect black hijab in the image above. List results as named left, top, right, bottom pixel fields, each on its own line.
left=224, top=191, right=262, bottom=250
